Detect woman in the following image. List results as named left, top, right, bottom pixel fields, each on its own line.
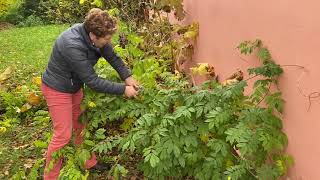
left=41, top=8, right=139, bottom=179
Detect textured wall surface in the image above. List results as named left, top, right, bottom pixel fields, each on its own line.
left=180, top=0, right=320, bottom=179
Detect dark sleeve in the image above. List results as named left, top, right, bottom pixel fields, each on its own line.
left=64, top=45, right=126, bottom=95
left=100, top=43, right=132, bottom=81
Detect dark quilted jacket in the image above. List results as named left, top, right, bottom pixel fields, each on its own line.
left=42, top=23, right=131, bottom=95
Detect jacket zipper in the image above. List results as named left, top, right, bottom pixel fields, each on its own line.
left=70, top=72, right=74, bottom=86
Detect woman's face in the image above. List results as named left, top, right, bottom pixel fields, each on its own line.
left=89, top=32, right=112, bottom=48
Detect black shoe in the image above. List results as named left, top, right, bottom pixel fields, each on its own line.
left=90, top=162, right=112, bottom=172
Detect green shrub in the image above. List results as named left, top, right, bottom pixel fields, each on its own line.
left=0, top=0, right=15, bottom=16
left=55, top=0, right=92, bottom=24
left=17, top=14, right=44, bottom=27
left=0, top=0, right=42, bottom=25
left=1, top=0, right=93, bottom=25
left=37, top=0, right=59, bottom=24
left=0, top=0, right=23, bottom=24
left=52, top=14, right=293, bottom=178
left=19, top=0, right=40, bottom=17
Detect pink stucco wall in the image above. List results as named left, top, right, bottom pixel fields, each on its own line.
left=180, top=0, right=320, bottom=179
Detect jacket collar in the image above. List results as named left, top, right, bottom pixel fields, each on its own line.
left=79, top=23, right=100, bottom=52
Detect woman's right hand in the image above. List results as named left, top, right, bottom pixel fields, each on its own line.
left=124, top=85, right=139, bottom=98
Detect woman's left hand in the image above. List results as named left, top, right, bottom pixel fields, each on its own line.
left=125, top=76, right=140, bottom=90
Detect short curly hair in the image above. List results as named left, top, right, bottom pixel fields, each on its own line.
left=84, top=8, right=117, bottom=38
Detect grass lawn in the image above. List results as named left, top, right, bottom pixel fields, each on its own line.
left=0, top=24, right=68, bottom=179
left=0, top=24, right=114, bottom=179
left=0, top=25, right=68, bottom=72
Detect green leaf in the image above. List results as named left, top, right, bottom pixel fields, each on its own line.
left=120, top=118, right=135, bottom=132
left=173, top=145, right=180, bottom=157
left=95, top=128, right=106, bottom=140
left=108, top=8, right=120, bottom=16
left=237, top=39, right=261, bottom=55
left=91, top=0, right=103, bottom=7
left=248, top=62, right=283, bottom=78
left=178, top=156, right=185, bottom=167
left=196, top=106, right=204, bottom=118
left=257, top=164, right=280, bottom=179
left=224, top=164, right=247, bottom=180
left=205, top=108, right=230, bottom=130
left=78, top=149, right=91, bottom=167
left=266, top=92, right=285, bottom=113
left=34, top=140, right=48, bottom=149
left=257, top=48, right=272, bottom=62
left=122, top=141, right=130, bottom=151
left=150, top=153, right=160, bottom=168
left=84, top=140, right=95, bottom=147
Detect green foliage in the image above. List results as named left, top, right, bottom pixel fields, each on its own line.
left=0, top=88, right=26, bottom=119
left=27, top=159, right=45, bottom=180
left=103, top=0, right=150, bottom=24
left=54, top=0, right=92, bottom=24
left=1, top=0, right=94, bottom=25
left=0, top=80, right=49, bottom=178
left=0, top=1, right=293, bottom=179
left=0, top=0, right=17, bottom=16
left=102, top=0, right=185, bottom=27
left=132, top=57, right=162, bottom=88
left=112, top=29, right=145, bottom=65
left=43, top=145, right=90, bottom=179
left=238, top=40, right=285, bottom=114
left=0, top=113, right=51, bottom=179
left=35, top=0, right=59, bottom=24
left=225, top=162, right=252, bottom=180
left=237, top=39, right=262, bottom=55
left=248, top=62, right=283, bottom=78
left=154, top=0, right=185, bottom=20
left=0, top=0, right=23, bottom=24
left=0, top=82, right=47, bottom=132
left=95, top=128, right=106, bottom=139
left=1, top=0, right=43, bottom=25
left=71, top=20, right=291, bottom=178
left=111, top=164, right=128, bottom=179
left=32, top=110, right=50, bottom=126
left=17, top=14, right=44, bottom=27
left=75, top=21, right=291, bottom=178
left=19, top=0, right=40, bottom=17
left=36, top=5, right=290, bottom=177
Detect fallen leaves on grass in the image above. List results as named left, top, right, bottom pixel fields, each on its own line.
left=27, top=92, right=41, bottom=106
left=0, top=66, right=13, bottom=83
left=32, top=76, right=42, bottom=86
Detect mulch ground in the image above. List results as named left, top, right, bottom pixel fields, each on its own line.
left=0, top=22, right=15, bottom=31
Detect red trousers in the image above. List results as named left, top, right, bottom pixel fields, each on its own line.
left=41, top=83, right=97, bottom=179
